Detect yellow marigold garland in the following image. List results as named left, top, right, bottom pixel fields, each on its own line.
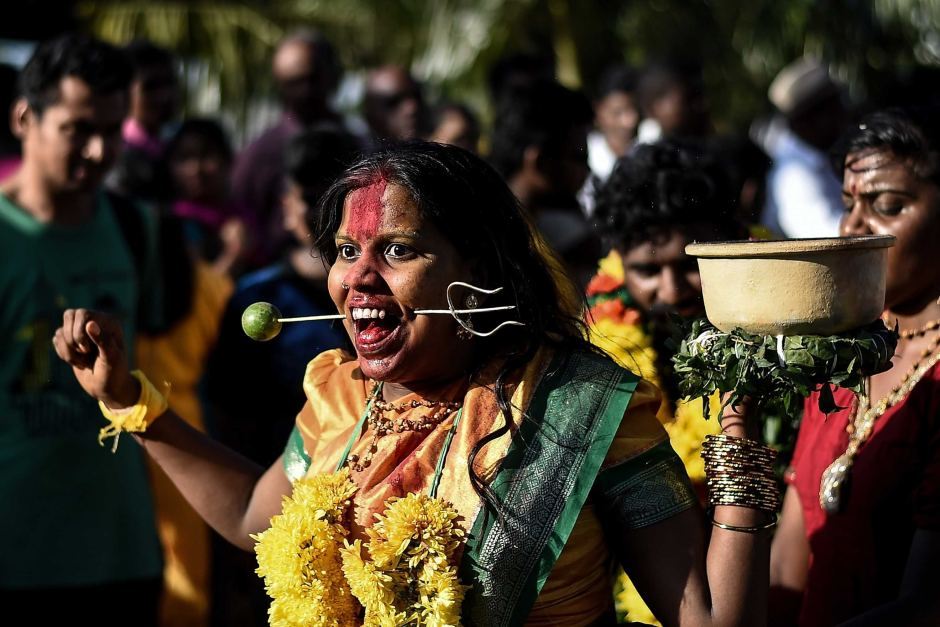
left=254, top=469, right=468, bottom=626
left=252, top=469, right=360, bottom=627
left=342, top=492, right=468, bottom=626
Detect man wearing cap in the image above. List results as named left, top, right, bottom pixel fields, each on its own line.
left=761, top=58, right=848, bottom=238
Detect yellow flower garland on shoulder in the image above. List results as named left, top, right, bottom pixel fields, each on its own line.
left=254, top=389, right=469, bottom=627
left=254, top=469, right=467, bottom=627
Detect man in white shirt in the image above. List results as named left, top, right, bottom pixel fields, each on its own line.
left=762, top=58, right=848, bottom=238
left=580, top=66, right=640, bottom=216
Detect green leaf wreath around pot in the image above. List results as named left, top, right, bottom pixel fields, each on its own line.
left=671, top=319, right=898, bottom=421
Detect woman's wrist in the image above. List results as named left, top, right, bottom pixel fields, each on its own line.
left=102, top=373, right=142, bottom=411
left=97, top=370, right=169, bottom=449
left=719, top=396, right=760, bottom=440
left=720, top=420, right=748, bottom=439
left=702, top=433, right=781, bottom=519
left=709, top=506, right=777, bottom=532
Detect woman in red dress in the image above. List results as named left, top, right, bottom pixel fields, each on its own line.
left=770, top=107, right=940, bottom=626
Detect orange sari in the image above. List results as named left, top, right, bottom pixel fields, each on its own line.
left=284, top=347, right=695, bottom=625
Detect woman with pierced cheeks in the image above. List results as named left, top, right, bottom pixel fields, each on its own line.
left=332, top=177, right=476, bottom=391
left=770, top=108, right=940, bottom=627
left=54, top=142, right=779, bottom=625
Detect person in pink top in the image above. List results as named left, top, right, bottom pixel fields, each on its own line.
left=123, top=41, right=178, bottom=157
left=0, top=63, right=21, bottom=182
left=166, top=118, right=249, bottom=277
left=107, top=41, right=179, bottom=203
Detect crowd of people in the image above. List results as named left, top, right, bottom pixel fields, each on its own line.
left=1, top=25, right=938, bottom=627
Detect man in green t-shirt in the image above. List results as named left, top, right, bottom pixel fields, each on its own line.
left=0, top=34, right=163, bottom=625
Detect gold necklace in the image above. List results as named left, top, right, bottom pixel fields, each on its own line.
left=819, top=331, right=940, bottom=514
left=899, top=318, right=940, bottom=339
left=347, top=383, right=462, bottom=472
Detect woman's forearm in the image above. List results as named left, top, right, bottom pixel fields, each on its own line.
left=704, top=504, right=771, bottom=626
left=769, top=486, right=809, bottom=625
left=701, top=414, right=771, bottom=627
left=134, top=410, right=289, bottom=550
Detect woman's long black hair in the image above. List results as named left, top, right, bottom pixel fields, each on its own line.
left=312, top=141, right=592, bottom=517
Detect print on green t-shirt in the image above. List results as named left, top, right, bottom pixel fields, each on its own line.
left=0, top=192, right=163, bottom=588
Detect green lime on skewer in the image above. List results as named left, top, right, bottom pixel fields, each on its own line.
left=242, top=302, right=283, bottom=341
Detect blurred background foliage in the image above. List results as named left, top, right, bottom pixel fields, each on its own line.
left=77, top=0, right=940, bottom=142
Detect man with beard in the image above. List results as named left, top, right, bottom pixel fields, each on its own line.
left=586, top=139, right=746, bottom=623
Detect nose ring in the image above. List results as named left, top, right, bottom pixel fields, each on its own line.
left=341, top=281, right=349, bottom=290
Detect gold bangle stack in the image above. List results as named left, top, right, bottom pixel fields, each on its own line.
left=702, top=434, right=780, bottom=515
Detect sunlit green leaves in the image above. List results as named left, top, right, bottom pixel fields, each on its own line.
left=672, top=318, right=898, bottom=422
left=79, top=0, right=940, bottom=138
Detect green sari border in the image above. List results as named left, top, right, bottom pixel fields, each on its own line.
left=460, top=349, right=639, bottom=626
left=594, top=438, right=679, bottom=495
left=282, top=425, right=311, bottom=483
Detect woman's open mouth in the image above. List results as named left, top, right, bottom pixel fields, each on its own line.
left=351, top=306, right=404, bottom=356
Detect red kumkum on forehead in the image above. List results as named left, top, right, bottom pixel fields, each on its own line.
left=346, top=177, right=387, bottom=241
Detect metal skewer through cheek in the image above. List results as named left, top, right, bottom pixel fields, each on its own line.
left=443, top=281, right=524, bottom=337
left=277, top=313, right=347, bottom=322
left=276, top=281, right=525, bottom=337
left=275, top=306, right=517, bottom=323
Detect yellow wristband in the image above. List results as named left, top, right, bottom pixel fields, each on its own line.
left=98, top=370, right=169, bottom=451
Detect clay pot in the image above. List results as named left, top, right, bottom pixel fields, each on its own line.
left=685, top=235, right=896, bottom=335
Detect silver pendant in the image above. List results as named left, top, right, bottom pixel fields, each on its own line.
left=819, top=454, right=852, bottom=514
